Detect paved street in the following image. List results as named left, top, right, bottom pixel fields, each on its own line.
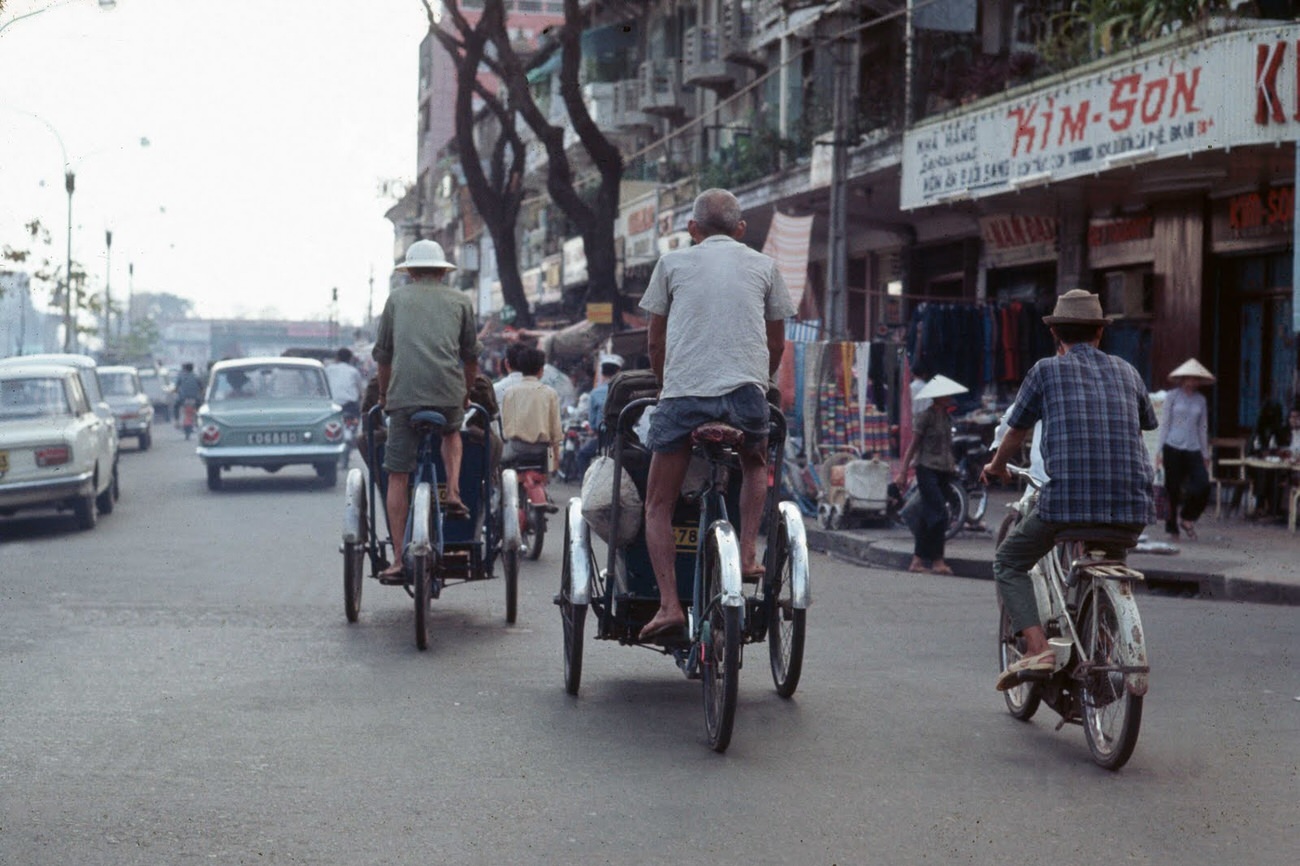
left=2, top=429, right=1297, bottom=865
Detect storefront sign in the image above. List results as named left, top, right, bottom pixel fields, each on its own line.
left=586, top=302, right=613, bottom=324
left=623, top=203, right=658, bottom=266
left=1088, top=214, right=1154, bottom=247
left=979, top=215, right=1057, bottom=267
left=902, top=24, right=1300, bottom=209
left=657, top=231, right=692, bottom=255
left=541, top=254, right=564, bottom=305
left=1212, top=184, right=1296, bottom=253
left=562, top=236, right=587, bottom=287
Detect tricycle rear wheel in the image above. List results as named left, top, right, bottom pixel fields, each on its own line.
left=701, top=528, right=740, bottom=752
left=343, top=541, right=364, bottom=623
left=767, top=522, right=806, bottom=698
left=559, top=519, right=585, bottom=695
left=413, top=551, right=433, bottom=650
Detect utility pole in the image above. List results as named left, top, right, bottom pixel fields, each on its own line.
left=104, top=229, right=113, bottom=352
left=63, top=169, right=75, bottom=352
left=367, top=267, right=375, bottom=332
left=826, top=16, right=853, bottom=341
left=125, top=262, right=134, bottom=342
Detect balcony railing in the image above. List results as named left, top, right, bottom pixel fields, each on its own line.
left=639, top=59, right=689, bottom=117
left=721, top=1, right=762, bottom=67
left=683, top=25, right=742, bottom=89
left=612, top=78, right=651, bottom=129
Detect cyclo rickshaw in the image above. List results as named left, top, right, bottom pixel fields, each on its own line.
left=341, top=402, right=521, bottom=649
left=557, top=376, right=811, bottom=752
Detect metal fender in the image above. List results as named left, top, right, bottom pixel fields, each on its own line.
left=565, top=498, right=592, bottom=605
left=708, top=520, right=745, bottom=608
left=342, top=467, right=367, bottom=543
left=777, top=501, right=812, bottom=609
left=410, top=482, right=433, bottom=556
left=501, top=469, right=522, bottom=550
left=1102, top=578, right=1150, bottom=697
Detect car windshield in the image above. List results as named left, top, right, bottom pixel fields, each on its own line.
left=100, top=372, right=137, bottom=396
left=210, top=365, right=328, bottom=401
left=0, top=378, right=71, bottom=419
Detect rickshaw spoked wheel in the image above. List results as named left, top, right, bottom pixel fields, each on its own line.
left=701, top=527, right=740, bottom=753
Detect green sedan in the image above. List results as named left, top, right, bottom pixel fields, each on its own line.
left=196, top=357, right=347, bottom=491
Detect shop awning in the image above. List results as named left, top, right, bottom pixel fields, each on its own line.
left=762, top=210, right=814, bottom=312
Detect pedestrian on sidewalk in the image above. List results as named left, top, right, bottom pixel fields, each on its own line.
left=1157, top=358, right=1215, bottom=540
left=896, top=374, right=968, bottom=575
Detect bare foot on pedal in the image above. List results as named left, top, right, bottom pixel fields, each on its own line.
left=638, top=607, right=686, bottom=642
left=379, top=562, right=404, bottom=579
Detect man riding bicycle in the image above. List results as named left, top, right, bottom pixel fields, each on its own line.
left=326, top=347, right=366, bottom=418
left=981, top=289, right=1157, bottom=691
left=372, top=239, right=481, bottom=579
left=172, top=362, right=204, bottom=421
left=636, top=188, right=796, bottom=642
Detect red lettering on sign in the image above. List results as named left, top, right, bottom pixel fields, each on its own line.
left=1256, top=42, right=1286, bottom=124
left=1058, top=100, right=1090, bottom=145
left=1008, top=103, right=1039, bottom=156
left=1108, top=74, right=1141, bottom=132
left=1171, top=68, right=1202, bottom=116
left=1140, top=78, right=1169, bottom=124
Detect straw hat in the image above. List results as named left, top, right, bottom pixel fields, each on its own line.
left=1042, top=289, right=1112, bottom=325
left=1168, top=358, right=1216, bottom=384
left=395, top=239, right=457, bottom=271
left=915, top=374, right=969, bottom=401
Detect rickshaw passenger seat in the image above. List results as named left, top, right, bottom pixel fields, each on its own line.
left=691, top=423, right=745, bottom=450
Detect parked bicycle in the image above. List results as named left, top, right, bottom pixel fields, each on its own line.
left=995, top=464, right=1150, bottom=770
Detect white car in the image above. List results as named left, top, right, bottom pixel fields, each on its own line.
left=99, top=365, right=155, bottom=450
left=0, top=364, right=119, bottom=530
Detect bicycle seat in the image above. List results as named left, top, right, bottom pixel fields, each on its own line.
left=1054, top=527, right=1140, bottom=548
left=691, top=423, right=745, bottom=450
left=409, top=410, right=448, bottom=434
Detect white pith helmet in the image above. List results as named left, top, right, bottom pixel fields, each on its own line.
left=395, top=239, right=457, bottom=271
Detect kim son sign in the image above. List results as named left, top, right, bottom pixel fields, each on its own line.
left=902, top=24, right=1300, bottom=210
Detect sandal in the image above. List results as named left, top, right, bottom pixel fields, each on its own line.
left=443, top=501, right=471, bottom=520
left=930, top=563, right=954, bottom=576
left=1179, top=520, right=1197, bottom=540
left=995, top=649, right=1056, bottom=691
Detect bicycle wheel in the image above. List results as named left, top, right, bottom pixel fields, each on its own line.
left=412, top=482, right=437, bottom=651
left=965, top=484, right=988, bottom=525
left=767, top=518, right=806, bottom=698
left=701, top=526, right=741, bottom=752
left=559, top=519, right=585, bottom=695
left=343, top=540, right=364, bottom=623
left=503, top=546, right=519, bottom=625
left=525, top=506, right=545, bottom=560
left=942, top=480, right=967, bottom=540
left=998, top=597, right=1041, bottom=720
left=1079, top=586, right=1143, bottom=770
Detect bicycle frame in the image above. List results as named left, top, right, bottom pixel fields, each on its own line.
left=1004, top=466, right=1150, bottom=697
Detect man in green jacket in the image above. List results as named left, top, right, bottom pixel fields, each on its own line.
left=373, top=240, right=481, bottom=578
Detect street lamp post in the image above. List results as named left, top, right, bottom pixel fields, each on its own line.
left=103, top=228, right=113, bottom=351
left=64, top=168, right=75, bottom=351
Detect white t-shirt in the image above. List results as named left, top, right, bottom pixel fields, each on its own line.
left=325, top=361, right=365, bottom=404
left=639, top=234, right=795, bottom=399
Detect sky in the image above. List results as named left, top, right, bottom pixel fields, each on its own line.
left=0, top=0, right=430, bottom=325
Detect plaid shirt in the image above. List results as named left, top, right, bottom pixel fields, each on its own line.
left=1007, top=344, right=1157, bottom=524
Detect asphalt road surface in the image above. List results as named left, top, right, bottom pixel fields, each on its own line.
left=2, top=428, right=1296, bottom=865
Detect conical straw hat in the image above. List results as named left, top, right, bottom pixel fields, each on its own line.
left=1168, top=358, right=1215, bottom=383
left=915, top=374, right=969, bottom=401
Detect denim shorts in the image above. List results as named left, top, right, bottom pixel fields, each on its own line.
left=383, top=405, right=464, bottom=473
left=645, top=384, right=770, bottom=454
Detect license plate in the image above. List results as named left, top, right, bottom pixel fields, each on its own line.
left=0, top=450, right=7, bottom=476
left=673, top=525, right=698, bottom=553
left=248, top=431, right=299, bottom=445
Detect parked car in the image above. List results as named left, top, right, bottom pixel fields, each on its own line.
left=0, top=364, right=119, bottom=529
left=196, top=357, right=347, bottom=490
left=0, top=353, right=120, bottom=464
left=137, top=365, right=173, bottom=422
left=98, top=365, right=155, bottom=450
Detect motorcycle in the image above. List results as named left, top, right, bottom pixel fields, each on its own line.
left=555, top=411, right=594, bottom=483
left=513, top=454, right=558, bottom=560
left=339, top=401, right=361, bottom=469
left=951, top=430, right=990, bottom=528
left=180, top=398, right=198, bottom=440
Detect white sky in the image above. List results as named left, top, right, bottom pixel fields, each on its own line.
left=0, top=0, right=428, bottom=324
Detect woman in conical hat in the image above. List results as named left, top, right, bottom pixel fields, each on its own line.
left=896, top=374, right=968, bottom=575
left=1157, top=359, right=1214, bottom=540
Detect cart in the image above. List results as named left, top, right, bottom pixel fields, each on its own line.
left=341, top=403, right=520, bottom=649
left=556, top=393, right=811, bottom=751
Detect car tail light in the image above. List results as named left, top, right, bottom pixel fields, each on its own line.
left=200, top=425, right=221, bottom=445
left=323, top=421, right=344, bottom=443
left=35, top=446, right=71, bottom=466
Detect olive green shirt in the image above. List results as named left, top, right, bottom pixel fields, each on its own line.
left=372, top=277, right=482, bottom=411
left=913, top=404, right=956, bottom=473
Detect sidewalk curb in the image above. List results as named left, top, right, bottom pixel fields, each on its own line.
left=803, top=526, right=1300, bottom=607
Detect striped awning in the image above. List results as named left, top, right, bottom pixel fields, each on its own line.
left=761, top=210, right=814, bottom=313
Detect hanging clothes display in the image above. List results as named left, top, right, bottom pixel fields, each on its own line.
left=908, top=300, right=1055, bottom=399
